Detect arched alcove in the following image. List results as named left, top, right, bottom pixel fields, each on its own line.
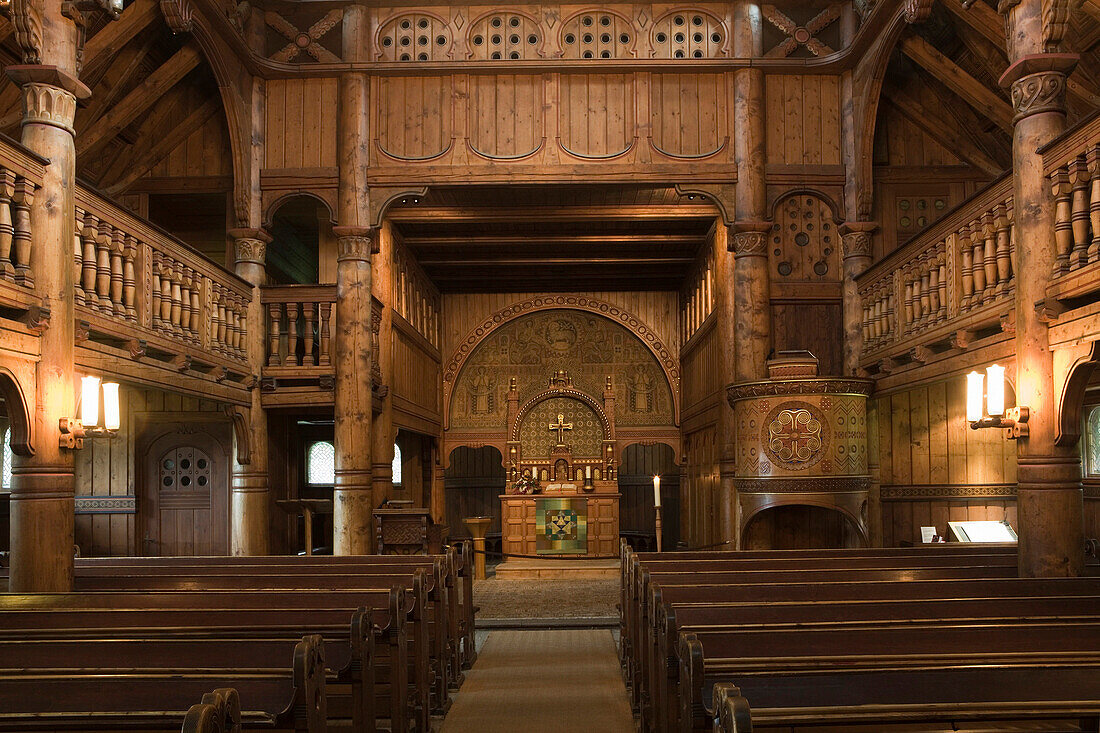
left=618, top=442, right=678, bottom=550
left=265, top=195, right=336, bottom=284
left=444, top=445, right=506, bottom=538
left=742, top=504, right=863, bottom=550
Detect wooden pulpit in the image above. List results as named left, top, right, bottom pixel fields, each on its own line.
left=374, top=507, right=447, bottom=555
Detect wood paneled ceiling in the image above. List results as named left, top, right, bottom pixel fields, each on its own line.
left=389, top=185, right=715, bottom=293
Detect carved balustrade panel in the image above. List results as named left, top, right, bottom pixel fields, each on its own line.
left=260, top=284, right=336, bottom=372
left=0, top=140, right=45, bottom=302
left=1043, top=112, right=1100, bottom=306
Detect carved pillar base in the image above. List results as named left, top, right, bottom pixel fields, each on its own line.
left=333, top=226, right=376, bottom=555
left=230, top=470, right=270, bottom=556
left=9, top=466, right=74, bottom=591
left=1017, top=456, right=1084, bottom=577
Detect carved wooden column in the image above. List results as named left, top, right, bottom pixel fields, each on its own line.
left=371, top=224, right=394, bottom=511
left=332, top=226, right=376, bottom=555
left=731, top=222, right=773, bottom=381
left=998, top=0, right=1084, bottom=576
left=840, top=223, right=877, bottom=375
left=715, top=221, right=738, bottom=545
left=228, top=228, right=272, bottom=555
left=6, top=1, right=91, bottom=591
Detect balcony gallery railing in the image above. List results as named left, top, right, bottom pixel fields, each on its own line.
left=1043, top=111, right=1100, bottom=306
left=260, top=284, right=336, bottom=371
left=74, top=183, right=252, bottom=379
left=0, top=136, right=45, bottom=309
left=857, top=173, right=1015, bottom=369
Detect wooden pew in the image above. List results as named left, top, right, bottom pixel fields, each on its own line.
left=62, top=568, right=447, bottom=720
left=0, top=588, right=414, bottom=733
left=649, top=593, right=1100, bottom=733
left=678, top=622, right=1100, bottom=732
left=706, top=663, right=1100, bottom=732
left=0, top=634, right=326, bottom=733
left=182, top=688, right=242, bottom=733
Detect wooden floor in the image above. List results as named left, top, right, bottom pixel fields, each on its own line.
left=439, top=629, right=635, bottom=732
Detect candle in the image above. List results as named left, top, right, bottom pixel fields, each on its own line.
left=653, top=475, right=661, bottom=508
left=585, top=465, right=591, bottom=479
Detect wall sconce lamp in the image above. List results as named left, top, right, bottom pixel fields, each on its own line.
left=59, top=376, right=121, bottom=449
left=967, top=364, right=1028, bottom=439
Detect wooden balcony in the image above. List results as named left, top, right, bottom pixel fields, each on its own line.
left=857, top=174, right=1016, bottom=377
left=0, top=135, right=47, bottom=315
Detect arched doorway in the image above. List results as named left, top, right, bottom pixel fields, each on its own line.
left=619, top=443, right=678, bottom=550
left=444, top=445, right=506, bottom=539
left=743, top=504, right=862, bottom=550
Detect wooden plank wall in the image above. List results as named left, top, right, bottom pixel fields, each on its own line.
left=148, top=113, right=233, bottom=180
left=764, top=74, right=842, bottom=168
left=265, top=78, right=340, bottom=170
left=391, top=240, right=443, bottom=432
left=73, top=385, right=226, bottom=557
left=874, top=377, right=1019, bottom=547
left=443, top=445, right=507, bottom=538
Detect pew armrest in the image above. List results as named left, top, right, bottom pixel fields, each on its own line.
left=713, top=684, right=752, bottom=733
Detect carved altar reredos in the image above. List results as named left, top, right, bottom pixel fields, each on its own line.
left=514, top=388, right=611, bottom=458
left=726, top=376, right=874, bottom=544
left=444, top=296, right=680, bottom=429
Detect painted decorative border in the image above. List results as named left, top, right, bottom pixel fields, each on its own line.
left=727, top=377, right=874, bottom=404
left=879, top=484, right=1016, bottom=501
left=736, top=477, right=871, bottom=494
left=75, top=496, right=136, bottom=514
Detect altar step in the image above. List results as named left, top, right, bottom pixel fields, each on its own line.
left=492, top=558, right=619, bottom=580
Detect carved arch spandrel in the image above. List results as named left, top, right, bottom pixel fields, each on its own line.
left=443, top=295, right=680, bottom=428
left=1055, top=339, right=1100, bottom=447
left=0, top=362, right=35, bottom=457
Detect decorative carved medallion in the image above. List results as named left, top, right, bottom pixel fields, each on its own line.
left=762, top=4, right=841, bottom=58
left=763, top=401, right=826, bottom=471
left=266, top=9, right=342, bottom=63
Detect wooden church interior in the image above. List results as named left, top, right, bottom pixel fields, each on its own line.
left=0, top=0, right=1098, bottom=729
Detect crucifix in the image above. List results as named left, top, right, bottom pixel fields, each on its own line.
left=548, top=413, right=573, bottom=446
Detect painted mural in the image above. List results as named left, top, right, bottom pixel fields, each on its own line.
left=450, top=309, right=674, bottom=430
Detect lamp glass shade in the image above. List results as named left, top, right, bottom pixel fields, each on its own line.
left=986, top=364, right=1005, bottom=417
left=653, top=475, right=661, bottom=508
left=102, top=382, right=121, bottom=431
left=966, top=371, right=984, bottom=423
left=80, top=375, right=101, bottom=427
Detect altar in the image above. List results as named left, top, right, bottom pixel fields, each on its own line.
left=498, top=370, right=621, bottom=560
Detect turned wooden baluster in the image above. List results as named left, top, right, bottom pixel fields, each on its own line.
left=81, top=213, right=99, bottom=308
left=179, top=267, right=193, bottom=338
left=123, top=235, right=137, bottom=321
left=0, top=170, right=15, bottom=282
left=109, top=228, right=124, bottom=318
left=980, top=211, right=997, bottom=300
left=928, top=253, right=940, bottom=320
left=956, top=226, right=973, bottom=311
left=286, top=301, right=300, bottom=366
left=1008, top=202, right=1017, bottom=284
left=1087, top=146, right=1100, bottom=264
left=225, top=295, right=237, bottom=354
left=235, top=296, right=246, bottom=357
left=73, top=208, right=85, bottom=306
left=903, top=278, right=914, bottom=328
left=169, top=261, right=183, bottom=336
left=151, top=253, right=163, bottom=328
left=159, top=258, right=174, bottom=329
left=93, top=219, right=111, bottom=311
left=190, top=271, right=202, bottom=340
left=1050, top=168, right=1073, bottom=275
left=919, top=258, right=932, bottom=324
left=12, top=179, right=34, bottom=287
left=215, top=288, right=227, bottom=352
left=994, top=202, right=1012, bottom=295
left=268, top=302, right=282, bottom=366
left=1070, top=158, right=1091, bottom=269
left=937, top=254, right=947, bottom=320
left=969, top=219, right=986, bottom=303
left=303, top=301, right=316, bottom=365
left=318, top=301, right=332, bottom=366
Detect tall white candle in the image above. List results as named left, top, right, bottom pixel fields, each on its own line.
left=653, top=475, right=661, bottom=508
left=585, top=464, right=591, bottom=479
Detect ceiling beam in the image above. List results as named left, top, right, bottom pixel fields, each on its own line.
left=885, top=81, right=1004, bottom=175
left=77, top=43, right=202, bottom=158
left=419, top=257, right=696, bottom=266
left=898, top=33, right=1015, bottom=133
left=386, top=204, right=719, bottom=223
left=77, top=32, right=158, bottom=133
left=401, top=234, right=705, bottom=246
left=81, top=0, right=161, bottom=82
left=105, top=97, right=221, bottom=194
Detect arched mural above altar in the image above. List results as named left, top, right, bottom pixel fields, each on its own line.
left=448, top=308, right=675, bottom=431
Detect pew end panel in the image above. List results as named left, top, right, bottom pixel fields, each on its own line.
left=713, top=684, right=752, bottom=733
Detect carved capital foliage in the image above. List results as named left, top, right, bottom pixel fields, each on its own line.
left=730, top=221, right=772, bottom=259
left=903, top=0, right=934, bottom=23
left=1041, top=0, right=1077, bottom=52
left=160, top=0, right=195, bottom=33
left=20, top=82, right=77, bottom=134
left=1010, top=70, right=1068, bottom=121
left=839, top=222, right=878, bottom=261
left=234, top=237, right=266, bottom=266
left=333, top=225, right=378, bottom=261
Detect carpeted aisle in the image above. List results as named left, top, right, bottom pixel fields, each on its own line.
left=439, top=629, right=634, bottom=733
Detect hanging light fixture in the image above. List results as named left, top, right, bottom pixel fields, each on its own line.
left=59, top=376, right=123, bottom=449
left=967, top=364, right=1028, bottom=439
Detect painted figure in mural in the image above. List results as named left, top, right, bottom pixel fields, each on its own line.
left=628, top=365, right=654, bottom=413
left=468, top=366, right=494, bottom=415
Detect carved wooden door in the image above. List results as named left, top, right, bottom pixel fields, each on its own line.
left=141, top=427, right=229, bottom=556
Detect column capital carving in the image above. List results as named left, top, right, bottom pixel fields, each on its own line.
left=999, top=53, right=1078, bottom=123
left=6, top=65, right=90, bottom=136
left=333, top=225, right=379, bottom=262
left=730, top=220, right=772, bottom=259
left=228, top=227, right=272, bottom=267
left=839, top=221, right=879, bottom=261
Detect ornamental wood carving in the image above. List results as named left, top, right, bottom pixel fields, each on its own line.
left=762, top=4, right=841, bottom=58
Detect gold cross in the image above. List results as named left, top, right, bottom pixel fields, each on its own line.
left=548, top=413, right=573, bottom=446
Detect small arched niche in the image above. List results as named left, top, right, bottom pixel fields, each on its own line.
left=742, top=504, right=863, bottom=550
left=444, top=445, right=506, bottom=538
left=266, top=195, right=335, bottom=284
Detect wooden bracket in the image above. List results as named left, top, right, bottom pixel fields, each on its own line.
left=127, top=338, right=146, bottom=360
